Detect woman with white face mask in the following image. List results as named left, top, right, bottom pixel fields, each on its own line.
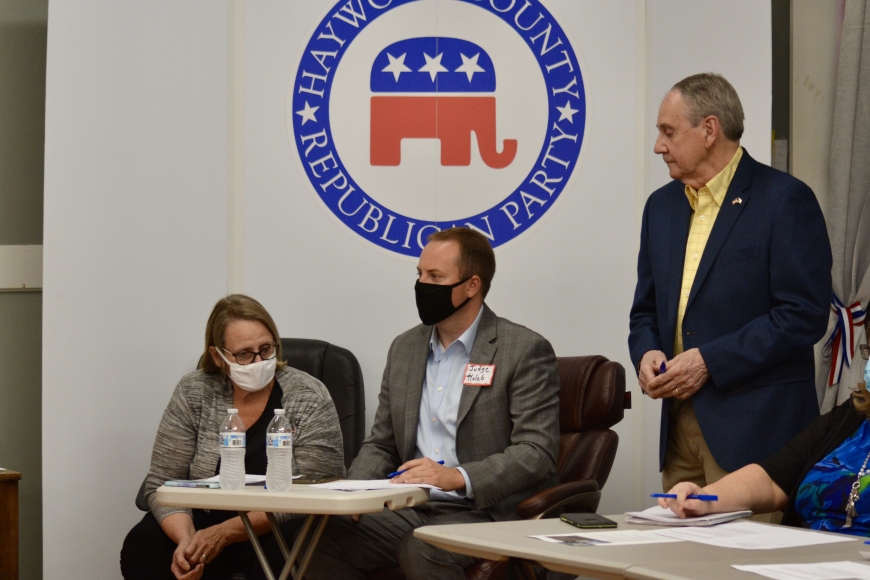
left=661, top=345, right=870, bottom=535
left=121, top=294, right=346, bottom=580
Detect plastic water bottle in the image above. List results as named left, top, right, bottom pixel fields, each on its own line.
left=219, top=408, right=246, bottom=490
left=266, top=409, right=293, bottom=492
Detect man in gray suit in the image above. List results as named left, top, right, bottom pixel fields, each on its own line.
left=306, top=227, right=561, bottom=580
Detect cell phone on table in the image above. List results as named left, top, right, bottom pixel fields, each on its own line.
left=560, top=513, right=617, bottom=529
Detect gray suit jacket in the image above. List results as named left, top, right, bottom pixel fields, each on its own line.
left=349, top=304, right=561, bottom=520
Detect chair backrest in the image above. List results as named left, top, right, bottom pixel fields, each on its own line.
left=555, top=355, right=625, bottom=490
left=281, top=338, right=365, bottom=469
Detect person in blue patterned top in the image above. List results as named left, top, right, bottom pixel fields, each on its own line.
left=661, top=347, right=870, bottom=535
left=794, top=419, right=870, bottom=534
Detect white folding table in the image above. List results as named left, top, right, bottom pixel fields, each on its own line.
left=414, top=515, right=865, bottom=580
left=156, top=483, right=428, bottom=580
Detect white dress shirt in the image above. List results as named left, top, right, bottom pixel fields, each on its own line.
left=415, top=306, right=483, bottom=501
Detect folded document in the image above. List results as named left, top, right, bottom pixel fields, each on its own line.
left=625, top=505, right=751, bottom=526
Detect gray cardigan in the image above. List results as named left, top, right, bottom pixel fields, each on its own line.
left=145, top=366, right=346, bottom=523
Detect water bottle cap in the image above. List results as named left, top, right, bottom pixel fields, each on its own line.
left=228, top=408, right=238, bottom=414
left=274, top=409, right=286, bottom=415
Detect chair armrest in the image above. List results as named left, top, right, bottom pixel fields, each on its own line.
left=516, top=479, right=600, bottom=520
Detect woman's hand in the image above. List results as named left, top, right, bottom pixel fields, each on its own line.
left=159, top=513, right=204, bottom=580
left=657, top=482, right=713, bottom=518
left=182, top=524, right=233, bottom=568
left=160, top=510, right=271, bottom=578
left=171, top=536, right=204, bottom=580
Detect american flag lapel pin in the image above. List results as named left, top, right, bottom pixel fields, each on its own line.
left=732, top=197, right=743, bottom=205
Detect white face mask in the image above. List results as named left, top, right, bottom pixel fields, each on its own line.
left=216, top=347, right=276, bottom=392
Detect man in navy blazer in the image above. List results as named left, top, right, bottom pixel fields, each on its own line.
left=629, top=73, right=832, bottom=491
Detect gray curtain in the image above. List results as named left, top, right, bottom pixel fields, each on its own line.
left=818, top=0, right=870, bottom=412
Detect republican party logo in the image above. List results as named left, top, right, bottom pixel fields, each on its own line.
left=290, top=0, right=586, bottom=257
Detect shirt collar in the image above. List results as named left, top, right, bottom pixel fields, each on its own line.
left=684, top=147, right=743, bottom=210
left=429, top=305, right=484, bottom=361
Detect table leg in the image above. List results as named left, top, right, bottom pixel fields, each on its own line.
left=266, top=512, right=291, bottom=561
left=295, top=514, right=329, bottom=580
left=239, top=512, right=277, bottom=580
left=237, top=511, right=329, bottom=580
left=278, top=514, right=317, bottom=580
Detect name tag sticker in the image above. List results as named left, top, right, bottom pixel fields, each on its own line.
left=464, top=364, right=496, bottom=387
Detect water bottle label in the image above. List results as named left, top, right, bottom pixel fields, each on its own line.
left=267, top=433, right=292, bottom=448
left=221, top=433, right=246, bottom=448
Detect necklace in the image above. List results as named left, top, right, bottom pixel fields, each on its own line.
left=844, top=448, right=870, bottom=528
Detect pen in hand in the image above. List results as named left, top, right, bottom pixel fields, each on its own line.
left=659, top=361, right=667, bottom=374
left=388, top=460, right=445, bottom=478
left=651, top=493, right=718, bottom=501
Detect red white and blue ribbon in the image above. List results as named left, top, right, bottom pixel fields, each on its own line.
left=825, top=293, right=866, bottom=386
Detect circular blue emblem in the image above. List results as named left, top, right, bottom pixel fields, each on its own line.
left=290, top=0, right=586, bottom=257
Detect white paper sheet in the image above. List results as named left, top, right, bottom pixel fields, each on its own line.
left=652, top=521, right=856, bottom=550
left=530, top=529, right=682, bottom=547
left=308, top=479, right=440, bottom=491
left=625, top=505, right=752, bottom=526
left=733, top=560, right=870, bottom=580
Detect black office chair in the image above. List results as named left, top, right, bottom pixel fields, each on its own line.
left=135, top=338, right=365, bottom=511
left=279, top=338, right=365, bottom=468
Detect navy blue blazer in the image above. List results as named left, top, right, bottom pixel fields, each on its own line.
left=628, top=150, right=832, bottom=472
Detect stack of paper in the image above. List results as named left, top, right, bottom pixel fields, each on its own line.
left=626, top=505, right=751, bottom=526
left=653, top=521, right=855, bottom=550
left=733, top=560, right=870, bottom=579
left=309, top=479, right=440, bottom=491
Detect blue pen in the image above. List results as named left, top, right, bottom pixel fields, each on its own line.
left=389, top=460, right=444, bottom=478
left=659, top=361, right=667, bottom=374
left=651, top=493, right=718, bottom=501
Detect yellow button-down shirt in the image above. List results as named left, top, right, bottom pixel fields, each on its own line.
left=673, top=148, right=743, bottom=355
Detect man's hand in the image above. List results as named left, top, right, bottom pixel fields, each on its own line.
left=638, top=350, right=667, bottom=394
left=657, top=482, right=713, bottom=518
left=391, top=458, right=466, bottom=491
left=645, top=348, right=708, bottom=400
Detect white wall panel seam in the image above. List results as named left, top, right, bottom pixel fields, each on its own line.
left=632, top=0, right=649, bottom=511
left=229, top=0, right=246, bottom=294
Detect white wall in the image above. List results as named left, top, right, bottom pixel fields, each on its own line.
left=43, top=3, right=230, bottom=578
left=42, top=2, right=770, bottom=578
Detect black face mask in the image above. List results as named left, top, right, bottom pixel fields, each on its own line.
left=415, top=277, right=471, bottom=326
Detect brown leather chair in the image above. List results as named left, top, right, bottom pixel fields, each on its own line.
left=369, top=354, right=626, bottom=580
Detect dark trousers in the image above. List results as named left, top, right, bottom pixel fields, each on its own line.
left=305, top=501, right=494, bottom=580
left=120, top=510, right=302, bottom=580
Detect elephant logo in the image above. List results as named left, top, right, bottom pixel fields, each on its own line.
left=290, top=0, right=586, bottom=257
left=369, top=37, right=517, bottom=169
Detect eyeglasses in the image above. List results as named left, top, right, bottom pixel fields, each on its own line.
left=860, top=344, right=869, bottom=361
left=221, top=343, right=278, bottom=365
